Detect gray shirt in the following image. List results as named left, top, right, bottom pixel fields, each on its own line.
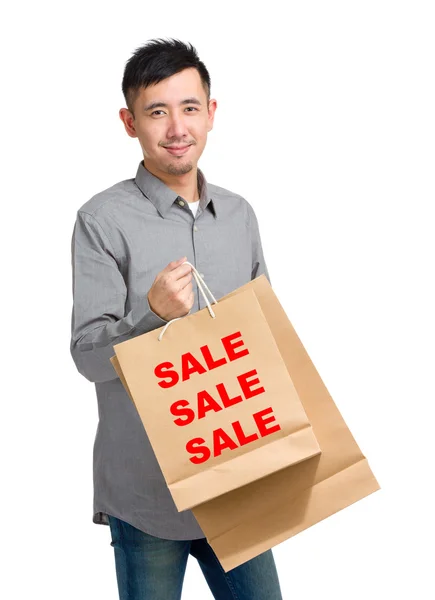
left=70, top=160, right=271, bottom=539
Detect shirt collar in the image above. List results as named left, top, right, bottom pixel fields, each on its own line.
left=134, top=160, right=217, bottom=219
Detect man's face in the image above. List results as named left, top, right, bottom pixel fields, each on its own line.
left=121, top=67, right=217, bottom=177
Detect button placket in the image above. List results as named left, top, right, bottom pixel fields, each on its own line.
left=191, top=221, right=205, bottom=308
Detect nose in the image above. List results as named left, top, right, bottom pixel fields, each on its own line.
left=166, top=112, right=189, bottom=140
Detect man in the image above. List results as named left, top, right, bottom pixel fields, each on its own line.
left=70, top=37, right=282, bottom=599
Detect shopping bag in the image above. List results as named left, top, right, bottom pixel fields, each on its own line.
left=110, top=264, right=321, bottom=512
left=190, top=274, right=380, bottom=572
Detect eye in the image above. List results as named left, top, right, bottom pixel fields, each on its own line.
left=151, top=107, right=198, bottom=115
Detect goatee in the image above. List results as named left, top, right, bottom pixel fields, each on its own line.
left=167, top=161, right=194, bottom=176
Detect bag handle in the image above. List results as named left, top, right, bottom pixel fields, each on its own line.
left=157, top=261, right=218, bottom=341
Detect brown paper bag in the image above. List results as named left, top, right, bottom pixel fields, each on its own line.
left=110, top=272, right=321, bottom=512
left=189, top=274, right=380, bottom=572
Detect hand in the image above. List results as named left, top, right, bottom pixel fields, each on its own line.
left=147, top=257, right=194, bottom=321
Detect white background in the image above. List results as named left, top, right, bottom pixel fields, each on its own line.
left=1, top=1, right=434, bottom=598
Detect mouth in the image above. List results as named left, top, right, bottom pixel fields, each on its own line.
left=165, top=145, right=192, bottom=156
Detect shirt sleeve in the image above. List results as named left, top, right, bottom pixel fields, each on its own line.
left=70, top=210, right=168, bottom=384
left=246, top=201, right=272, bottom=286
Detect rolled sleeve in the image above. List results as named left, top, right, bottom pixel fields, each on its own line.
left=70, top=210, right=168, bottom=383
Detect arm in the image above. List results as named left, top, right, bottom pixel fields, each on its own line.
left=70, top=210, right=168, bottom=383
left=246, top=201, right=272, bottom=285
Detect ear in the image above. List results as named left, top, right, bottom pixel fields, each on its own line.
left=119, top=107, right=138, bottom=139
left=207, top=99, right=218, bottom=132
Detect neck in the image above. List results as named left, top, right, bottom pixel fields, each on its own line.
left=143, top=159, right=200, bottom=203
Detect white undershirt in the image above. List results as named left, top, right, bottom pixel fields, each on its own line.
left=189, top=200, right=200, bottom=217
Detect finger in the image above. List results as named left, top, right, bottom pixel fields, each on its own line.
left=177, top=272, right=193, bottom=291
left=163, top=257, right=187, bottom=273
left=170, top=262, right=193, bottom=280
left=176, top=283, right=193, bottom=312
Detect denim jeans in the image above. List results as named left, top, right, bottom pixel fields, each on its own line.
left=108, top=515, right=283, bottom=600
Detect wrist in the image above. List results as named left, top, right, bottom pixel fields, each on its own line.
left=147, top=294, right=165, bottom=321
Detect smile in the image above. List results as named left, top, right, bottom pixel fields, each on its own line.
left=165, top=145, right=192, bottom=156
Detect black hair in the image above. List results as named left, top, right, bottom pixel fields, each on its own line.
left=122, top=37, right=211, bottom=118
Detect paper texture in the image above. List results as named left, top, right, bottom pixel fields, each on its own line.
left=188, top=275, right=380, bottom=571
left=111, top=286, right=320, bottom=511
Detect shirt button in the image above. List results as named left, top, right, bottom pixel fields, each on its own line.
left=178, top=200, right=185, bottom=206
left=194, top=225, right=198, bottom=231
left=200, top=273, right=205, bottom=278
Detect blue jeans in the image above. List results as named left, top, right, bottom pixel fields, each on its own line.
left=108, top=515, right=283, bottom=600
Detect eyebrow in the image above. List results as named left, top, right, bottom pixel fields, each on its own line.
left=143, top=97, right=202, bottom=112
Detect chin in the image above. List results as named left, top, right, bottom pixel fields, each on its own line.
left=167, top=161, right=194, bottom=176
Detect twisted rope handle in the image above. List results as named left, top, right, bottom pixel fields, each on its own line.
left=157, top=261, right=219, bottom=341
